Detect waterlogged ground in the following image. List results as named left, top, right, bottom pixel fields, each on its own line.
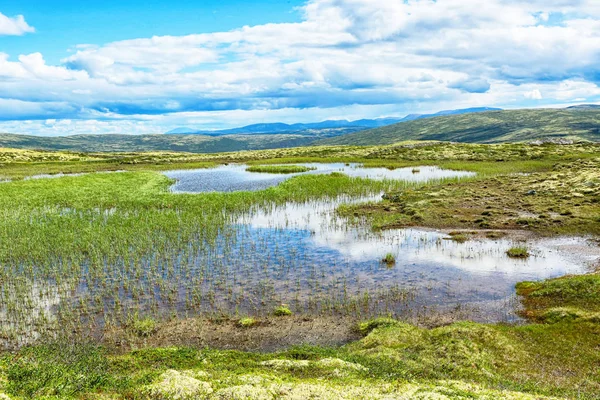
left=164, top=164, right=475, bottom=193
left=232, top=196, right=594, bottom=321
left=3, top=144, right=600, bottom=399
left=0, top=163, right=598, bottom=350
left=160, top=165, right=595, bottom=322
left=159, top=165, right=596, bottom=320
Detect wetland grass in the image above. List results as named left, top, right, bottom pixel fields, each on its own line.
left=381, top=253, right=396, bottom=266
left=273, top=305, right=293, bottom=317
left=1, top=143, right=599, bottom=399
left=245, top=165, right=317, bottom=174
left=506, top=246, right=531, bottom=259
left=0, top=167, right=436, bottom=347
left=1, top=144, right=595, bottom=347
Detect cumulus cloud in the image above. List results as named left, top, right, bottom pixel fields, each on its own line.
left=1, top=1, right=600, bottom=135
left=524, top=89, right=543, bottom=100
left=19, top=53, right=89, bottom=81
left=0, top=12, right=34, bottom=36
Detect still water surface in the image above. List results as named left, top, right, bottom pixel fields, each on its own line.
left=160, top=164, right=594, bottom=321
left=164, top=163, right=475, bottom=193
left=2, top=164, right=596, bottom=348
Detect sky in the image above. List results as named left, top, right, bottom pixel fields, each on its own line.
left=0, top=0, right=599, bottom=136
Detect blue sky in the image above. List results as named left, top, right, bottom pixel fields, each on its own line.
left=1, top=0, right=599, bottom=136
left=1, top=1, right=304, bottom=64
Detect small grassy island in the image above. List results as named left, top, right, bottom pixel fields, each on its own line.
left=506, top=246, right=531, bottom=259
left=246, top=165, right=317, bottom=174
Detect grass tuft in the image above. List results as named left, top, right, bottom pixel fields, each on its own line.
left=447, top=232, right=470, bottom=243
left=238, top=317, right=257, bottom=328
left=381, top=253, right=396, bottom=265
left=129, top=315, right=158, bottom=338
left=506, top=246, right=530, bottom=258
left=273, top=305, right=293, bottom=317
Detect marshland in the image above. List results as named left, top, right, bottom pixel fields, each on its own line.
left=0, top=142, right=599, bottom=399
left=3, top=0, right=600, bottom=395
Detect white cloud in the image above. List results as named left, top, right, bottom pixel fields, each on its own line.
left=0, top=52, right=27, bottom=78
left=1, top=1, right=600, bottom=135
left=19, top=53, right=89, bottom=81
left=524, top=89, right=543, bottom=100
left=0, top=12, right=34, bottom=36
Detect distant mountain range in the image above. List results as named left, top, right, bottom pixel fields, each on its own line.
left=1, top=106, right=597, bottom=153
left=0, top=133, right=317, bottom=154
left=566, top=104, right=600, bottom=110
left=164, top=119, right=404, bottom=136
left=165, top=107, right=502, bottom=136
left=396, top=107, right=503, bottom=123
left=319, top=107, right=600, bottom=146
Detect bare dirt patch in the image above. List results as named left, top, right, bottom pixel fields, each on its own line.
left=103, top=316, right=362, bottom=353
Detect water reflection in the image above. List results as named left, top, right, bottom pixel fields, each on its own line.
left=164, top=164, right=475, bottom=193
left=3, top=163, right=597, bottom=349
left=160, top=164, right=596, bottom=321
left=0, top=279, right=64, bottom=349
left=234, top=196, right=595, bottom=321
left=246, top=197, right=589, bottom=276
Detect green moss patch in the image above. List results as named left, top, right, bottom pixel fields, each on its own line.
left=517, top=273, right=600, bottom=320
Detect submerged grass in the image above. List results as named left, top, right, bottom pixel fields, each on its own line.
left=0, top=171, right=405, bottom=262
left=0, top=166, right=434, bottom=348
left=1, top=142, right=598, bottom=341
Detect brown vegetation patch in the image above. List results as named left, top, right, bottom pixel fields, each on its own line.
left=103, top=316, right=362, bottom=353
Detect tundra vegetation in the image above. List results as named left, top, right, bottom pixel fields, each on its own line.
left=245, top=165, right=317, bottom=174
left=320, top=108, right=600, bottom=146
left=0, top=141, right=599, bottom=399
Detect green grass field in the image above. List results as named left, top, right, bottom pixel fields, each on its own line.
left=0, top=142, right=599, bottom=399
left=2, top=273, right=600, bottom=398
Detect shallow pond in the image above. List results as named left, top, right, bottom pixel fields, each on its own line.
left=155, top=164, right=597, bottom=321
left=2, top=164, right=598, bottom=348
left=230, top=195, right=595, bottom=321
left=163, top=164, right=475, bottom=193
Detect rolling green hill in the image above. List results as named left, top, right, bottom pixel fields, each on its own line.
left=1, top=108, right=598, bottom=153
left=318, top=108, right=600, bottom=146
left=0, top=133, right=315, bottom=153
